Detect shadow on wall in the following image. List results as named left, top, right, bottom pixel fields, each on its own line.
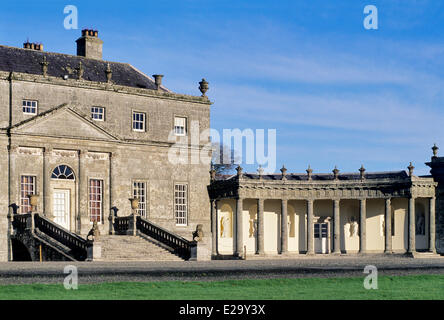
left=11, top=239, right=32, bottom=261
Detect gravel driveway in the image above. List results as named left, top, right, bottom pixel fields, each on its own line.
left=0, top=255, right=443, bottom=284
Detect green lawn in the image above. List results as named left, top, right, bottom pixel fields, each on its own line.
left=0, top=275, right=443, bottom=300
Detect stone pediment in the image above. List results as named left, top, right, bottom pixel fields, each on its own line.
left=11, top=104, right=120, bottom=141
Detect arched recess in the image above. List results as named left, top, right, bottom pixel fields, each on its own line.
left=218, top=202, right=234, bottom=254
left=415, top=201, right=428, bottom=250
left=287, top=204, right=299, bottom=252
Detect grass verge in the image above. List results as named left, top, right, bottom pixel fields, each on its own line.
left=0, top=274, right=443, bottom=300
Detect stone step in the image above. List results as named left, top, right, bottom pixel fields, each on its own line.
left=94, top=235, right=184, bottom=261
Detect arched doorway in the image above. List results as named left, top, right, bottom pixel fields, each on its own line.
left=50, top=165, right=76, bottom=231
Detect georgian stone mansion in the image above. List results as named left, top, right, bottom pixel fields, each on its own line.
left=0, top=30, right=442, bottom=262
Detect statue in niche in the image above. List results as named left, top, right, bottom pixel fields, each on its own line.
left=220, top=216, right=230, bottom=238
left=249, top=216, right=257, bottom=238
left=344, top=221, right=351, bottom=238
left=349, top=216, right=358, bottom=237
left=416, top=212, right=425, bottom=235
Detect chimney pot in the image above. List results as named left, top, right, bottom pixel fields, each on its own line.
left=152, top=74, right=164, bottom=90
left=23, top=41, right=43, bottom=51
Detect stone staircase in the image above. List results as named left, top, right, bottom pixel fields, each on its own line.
left=94, top=235, right=184, bottom=261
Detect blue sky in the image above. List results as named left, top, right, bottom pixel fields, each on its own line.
left=1, top=0, right=444, bottom=175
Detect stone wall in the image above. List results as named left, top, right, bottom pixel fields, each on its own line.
left=0, top=72, right=212, bottom=261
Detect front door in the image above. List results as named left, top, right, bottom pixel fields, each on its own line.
left=314, top=223, right=328, bottom=254
left=53, top=190, right=70, bottom=230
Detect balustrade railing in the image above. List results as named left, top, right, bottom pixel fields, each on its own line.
left=114, top=216, right=131, bottom=234
left=13, top=213, right=92, bottom=261
left=136, top=216, right=195, bottom=260
left=12, top=213, right=30, bottom=232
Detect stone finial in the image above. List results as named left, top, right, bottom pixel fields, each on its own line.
left=408, top=162, right=415, bottom=177
left=105, top=63, right=112, bottom=83
left=27, top=194, right=39, bottom=213
left=192, top=224, right=204, bottom=242
left=359, top=165, right=366, bottom=180
left=280, top=165, right=287, bottom=180
left=199, top=78, right=209, bottom=97
left=8, top=203, right=19, bottom=215
left=236, top=165, right=243, bottom=177
left=153, top=74, right=163, bottom=90
left=77, top=61, right=84, bottom=80
left=257, top=165, right=264, bottom=179
left=110, top=206, right=119, bottom=217
left=333, top=166, right=340, bottom=180
left=432, top=144, right=439, bottom=157
left=306, top=165, right=313, bottom=181
left=40, top=56, right=49, bottom=77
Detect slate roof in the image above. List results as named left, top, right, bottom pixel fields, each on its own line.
left=0, top=45, right=168, bottom=91
left=215, top=171, right=409, bottom=181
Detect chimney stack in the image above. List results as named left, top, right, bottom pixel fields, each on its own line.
left=152, top=75, right=164, bottom=90
left=76, top=29, right=103, bottom=60
left=23, top=41, right=43, bottom=51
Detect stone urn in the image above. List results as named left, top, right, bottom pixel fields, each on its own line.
left=27, top=194, right=39, bottom=212
left=129, top=198, right=139, bottom=214
left=198, top=78, right=209, bottom=97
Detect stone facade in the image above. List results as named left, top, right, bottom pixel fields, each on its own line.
left=0, top=30, right=212, bottom=261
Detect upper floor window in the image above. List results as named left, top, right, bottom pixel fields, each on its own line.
left=91, top=107, right=105, bottom=121
left=174, top=117, right=187, bottom=136
left=132, top=111, right=146, bottom=132
left=22, top=100, right=37, bottom=115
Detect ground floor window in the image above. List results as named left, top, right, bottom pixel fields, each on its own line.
left=89, top=179, right=103, bottom=223
left=20, top=176, right=36, bottom=213
left=133, top=181, right=147, bottom=217
left=174, top=184, right=187, bottom=226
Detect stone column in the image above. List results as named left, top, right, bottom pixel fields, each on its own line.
left=408, top=197, right=416, bottom=254
left=79, top=149, right=88, bottom=234
left=359, top=199, right=367, bottom=254
left=429, top=197, right=436, bottom=253
left=333, top=199, right=341, bottom=254
left=280, top=199, right=288, bottom=254
left=211, top=200, right=218, bottom=256
left=235, top=198, right=243, bottom=257
left=384, top=198, right=392, bottom=253
left=44, top=148, right=53, bottom=218
left=306, top=199, right=314, bottom=255
left=256, top=198, right=265, bottom=255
